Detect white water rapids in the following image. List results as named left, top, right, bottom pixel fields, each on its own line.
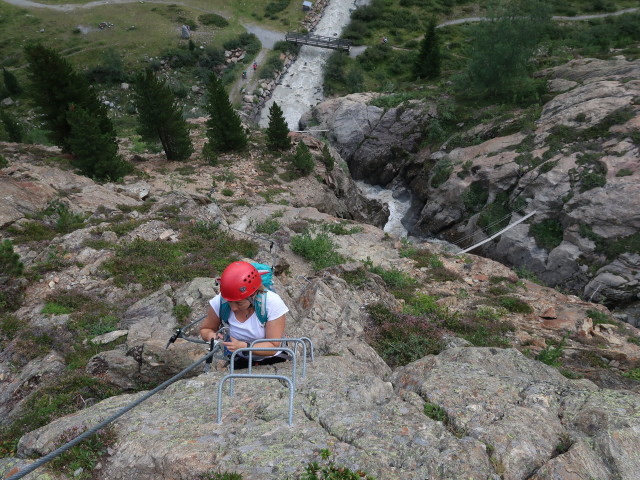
left=258, top=0, right=364, bottom=130
left=258, top=0, right=414, bottom=236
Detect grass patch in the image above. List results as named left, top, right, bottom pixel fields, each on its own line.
left=623, top=368, right=640, bottom=381
left=587, top=309, right=613, bottom=325
left=578, top=224, right=640, bottom=261
left=103, top=220, right=257, bottom=290
left=424, top=402, right=449, bottom=423
left=367, top=264, right=418, bottom=298
left=258, top=187, right=287, bottom=203
left=529, top=218, right=564, bottom=251
left=494, top=296, right=533, bottom=314
left=365, top=303, right=445, bottom=367
left=49, top=426, right=117, bottom=479
left=290, top=230, right=345, bottom=270
left=0, top=373, right=119, bottom=456
left=339, top=268, right=369, bottom=287
left=536, top=337, right=565, bottom=368
left=255, top=218, right=280, bottom=234
left=41, top=302, right=74, bottom=315
left=324, top=221, right=363, bottom=236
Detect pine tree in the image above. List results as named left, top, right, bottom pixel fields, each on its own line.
left=24, top=44, right=115, bottom=153
left=462, top=0, right=551, bottom=100
left=133, top=69, right=194, bottom=161
left=0, top=240, right=24, bottom=278
left=266, top=102, right=291, bottom=151
left=2, top=68, right=22, bottom=95
left=414, top=17, right=441, bottom=80
left=292, top=141, right=314, bottom=176
left=321, top=144, right=335, bottom=171
left=203, top=72, right=246, bottom=152
left=66, top=105, right=132, bottom=181
left=0, top=110, right=23, bottom=142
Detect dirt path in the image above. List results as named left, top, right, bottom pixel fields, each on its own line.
left=228, top=48, right=270, bottom=105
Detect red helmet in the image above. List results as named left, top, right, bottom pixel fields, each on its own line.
left=219, top=261, right=261, bottom=301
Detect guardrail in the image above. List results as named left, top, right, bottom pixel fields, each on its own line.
left=285, top=31, right=351, bottom=51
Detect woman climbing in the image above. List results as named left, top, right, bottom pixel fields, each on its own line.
left=200, top=261, right=289, bottom=369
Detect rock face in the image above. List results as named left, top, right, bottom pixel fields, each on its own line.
left=313, top=93, right=436, bottom=186
left=315, top=58, right=640, bottom=324
left=6, top=275, right=640, bottom=480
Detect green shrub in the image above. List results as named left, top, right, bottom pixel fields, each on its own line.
left=301, top=449, right=375, bottom=480
left=536, top=338, right=565, bottom=367
left=530, top=218, right=564, bottom=251
left=430, top=158, right=453, bottom=188
left=462, top=182, right=488, bottom=212
left=579, top=171, right=607, bottom=192
left=290, top=231, right=345, bottom=270
left=255, top=219, right=280, bottom=234
left=321, top=144, right=334, bottom=171
left=0, top=373, right=118, bottom=456
left=339, top=268, right=368, bottom=287
left=616, top=168, right=633, bottom=177
left=103, top=221, right=257, bottom=290
left=368, top=265, right=418, bottom=294
left=424, top=402, right=449, bottom=422
left=173, top=304, right=192, bottom=323
left=623, top=368, right=640, bottom=381
left=366, top=304, right=445, bottom=367
left=0, top=154, right=8, bottom=168
left=324, top=222, right=362, bottom=235
left=587, top=309, right=612, bottom=325
left=41, top=302, right=74, bottom=315
left=258, top=55, right=285, bottom=79
left=265, top=0, right=289, bottom=17
left=0, top=240, right=24, bottom=277
left=198, top=13, right=228, bottom=27
left=0, top=110, right=23, bottom=142
left=291, top=142, right=314, bottom=176
left=497, top=296, right=533, bottom=314
left=49, top=426, right=117, bottom=479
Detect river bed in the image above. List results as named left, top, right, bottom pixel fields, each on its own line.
left=258, top=0, right=365, bottom=129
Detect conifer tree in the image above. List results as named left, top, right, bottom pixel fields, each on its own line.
left=0, top=239, right=24, bottom=278
left=0, top=110, right=23, bottom=142
left=414, top=17, right=441, bottom=80
left=133, top=69, right=194, bottom=161
left=24, top=44, right=115, bottom=153
left=2, top=68, right=22, bottom=96
left=266, top=102, right=291, bottom=151
left=291, top=141, right=314, bottom=176
left=66, top=105, right=132, bottom=181
left=203, top=72, right=246, bottom=152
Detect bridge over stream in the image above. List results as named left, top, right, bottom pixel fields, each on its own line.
left=285, top=31, right=351, bottom=51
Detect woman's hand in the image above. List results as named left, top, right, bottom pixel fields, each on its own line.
left=222, top=336, right=248, bottom=352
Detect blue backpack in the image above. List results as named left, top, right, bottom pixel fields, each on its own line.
left=219, top=262, right=273, bottom=326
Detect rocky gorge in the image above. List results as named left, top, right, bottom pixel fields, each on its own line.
left=0, top=92, right=640, bottom=480
left=1, top=57, right=640, bottom=479
left=310, top=56, right=640, bottom=328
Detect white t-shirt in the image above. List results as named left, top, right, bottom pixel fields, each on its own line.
left=209, top=291, right=289, bottom=358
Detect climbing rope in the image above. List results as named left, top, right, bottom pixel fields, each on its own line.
left=6, top=341, right=225, bottom=480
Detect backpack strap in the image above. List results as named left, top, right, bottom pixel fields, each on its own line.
left=218, top=292, right=269, bottom=326
left=219, top=298, right=231, bottom=326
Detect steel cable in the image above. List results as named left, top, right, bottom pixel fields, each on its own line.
left=6, top=347, right=220, bottom=480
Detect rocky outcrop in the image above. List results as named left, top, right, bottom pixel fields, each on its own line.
left=5, top=275, right=640, bottom=479
left=315, top=58, right=640, bottom=323
left=313, top=93, right=436, bottom=186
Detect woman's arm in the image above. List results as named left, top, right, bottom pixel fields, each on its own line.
left=200, top=305, right=222, bottom=341
left=241, top=314, right=286, bottom=356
